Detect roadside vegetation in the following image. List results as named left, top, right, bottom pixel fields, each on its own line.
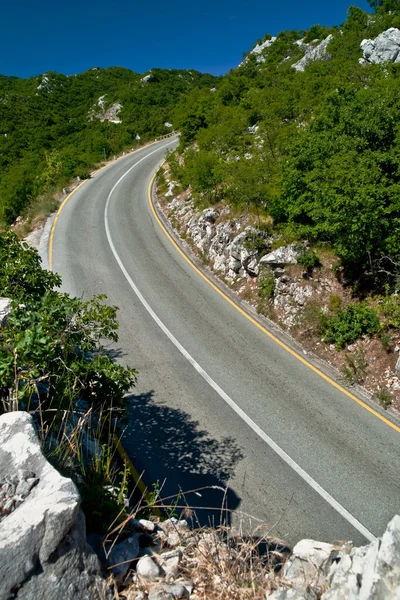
left=0, top=67, right=217, bottom=227
left=156, top=1, right=400, bottom=410
left=0, top=231, right=137, bottom=531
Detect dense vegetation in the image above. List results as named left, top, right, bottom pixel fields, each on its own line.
left=0, top=67, right=217, bottom=225
left=0, top=232, right=137, bottom=530
left=169, top=2, right=400, bottom=286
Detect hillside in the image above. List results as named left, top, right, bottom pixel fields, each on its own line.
left=0, top=67, right=217, bottom=224
left=1, top=3, right=400, bottom=599
left=157, top=2, right=400, bottom=409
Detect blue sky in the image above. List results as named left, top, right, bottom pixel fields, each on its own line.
left=2, top=0, right=371, bottom=78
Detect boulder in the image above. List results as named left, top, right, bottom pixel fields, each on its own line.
left=137, top=555, right=163, bottom=580
left=361, top=28, right=400, bottom=64
left=229, top=227, right=269, bottom=276
left=201, top=208, right=218, bottom=224
left=322, top=515, right=400, bottom=599
left=162, top=582, right=189, bottom=598
left=0, top=411, right=110, bottom=600
left=260, top=245, right=299, bottom=267
left=395, top=354, right=400, bottom=378
left=148, top=590, right=173, bottom=600
left=292, top=35, right=333, bottom=72
left=187, top=209, right=218, bottom=252
left=0, top=297, right=11, bottom=327
left=107, top=535, right=140, bottom=579
left=284, top=539, right=345, bottom=594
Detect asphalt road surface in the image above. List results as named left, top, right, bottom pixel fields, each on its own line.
left=51, top=138, right=400, bottom=546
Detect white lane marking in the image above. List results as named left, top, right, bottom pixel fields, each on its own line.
left=104, top=145, right=376, bottom=543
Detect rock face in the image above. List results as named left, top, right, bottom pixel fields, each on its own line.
left=0, top=298, right=11, bottom=327
left=292, top=35, right=333, bottom=72
left=260, top=245, right=299, bottom=267
left=0, top=411, right=109, bottom=600
left=161, top=191, right=312, bottom=327
left=323, top=515, right=400, bottom=600
left=248, top=37, right=277, bottom=64
left=361, top=28, right=400, bottom=64
left=89, top=96, right=123, bottom=124
left=268, top=515, right=400, bottom=599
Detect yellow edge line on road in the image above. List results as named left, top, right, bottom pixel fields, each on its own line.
left=48, top=180, right=87, bottom=270
left=48, top=141, right=157, bottom=270
left=148, top=171, right=400, bottom=435
left=48, top=140, right=171, bottom=514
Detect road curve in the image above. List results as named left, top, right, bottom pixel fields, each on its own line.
left=51, top=138, right=400, bottom=545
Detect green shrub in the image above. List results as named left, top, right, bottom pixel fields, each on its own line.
left=377, top=292, right=400, bottom=329
left=258, top=271, right=275, bottom=300
left=376, top=386, right=392, bottom=409
left=76, top=171, right=91, bottom=180
left=243, top=230, right=270, bottom=254
left=323, top=303, right=381, bottom=349
left=297, top=249, right=321, bottom=271
left=381, top=334, right=392, bottom=352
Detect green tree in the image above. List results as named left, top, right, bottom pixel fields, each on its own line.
left=0, top=232, right=136, bottom=413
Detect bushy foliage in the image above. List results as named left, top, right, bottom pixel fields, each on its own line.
left=323, top=303, right=381, bottom=349
left=0, top=68, right=218, bottom=225
left=0, top=232, right=139, bottom=528
left=0, top=232, right=136, bottom=413
left=169, top=4, right=400, bottom=286
left=258, top=271, right=276, bottom=300
left=376, top=290, right=400, bottom=329
left=296, top=249, right=321, bottom=271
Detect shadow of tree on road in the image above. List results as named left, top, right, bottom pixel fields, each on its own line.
left=122, top=391, right=244, bottom=527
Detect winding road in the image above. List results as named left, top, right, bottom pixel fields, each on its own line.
left=50, top=138, right=400, bottom=546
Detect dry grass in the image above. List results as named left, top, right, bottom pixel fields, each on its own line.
left=104, top=481, right=291, bottom=600
left=13, top=191, right=61, bottom=238
left=178, top=526, right=286, bottom=599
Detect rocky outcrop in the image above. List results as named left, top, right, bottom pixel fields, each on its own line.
left=361, top=28, right=400, bottom=64
left=268, top=515, right=400, bottom=599
left=1, top=414, right=400, bottom=599
left=161, top=191, right=311, bottom=327
left=167, top=196, right=276, bottom=279
left=89, top=95, right=123, bottom=124
left=273, top=276, right=313, bottom=327
left=0, top=412, right=110, bottom=600
left=260, top=245, right=299, bottom=268
left=0, top=298, right=11, bottom=327
left=292, top=35, right=333, bottom=72
left=248, top=37, right=277, bottom=64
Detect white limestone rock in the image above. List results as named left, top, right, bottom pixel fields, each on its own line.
left=137, top=555, right=163, bottom=580
left=239, top=37, right=277, bottom=66
left=0, top=298, right=12, bottom=326
left=0, top=411, right=109, bottom=600
left=322, top=515, right=400, bottom=599
left=361, top=28, right=400, bottom=64
left=284, top=539, right=344, bottom=593
left=260, top=244, right=299, bottom=267
left=292, top=35, right=333, bottom=72
left=249, top=37, right=277, bottom=63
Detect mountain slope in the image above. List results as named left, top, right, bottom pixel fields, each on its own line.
left=0, top=67, right=217, bottom=224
